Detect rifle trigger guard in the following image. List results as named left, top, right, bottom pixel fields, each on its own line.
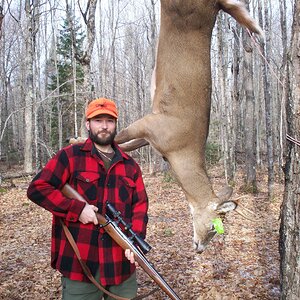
left=99, top=221, right=110, bottom=228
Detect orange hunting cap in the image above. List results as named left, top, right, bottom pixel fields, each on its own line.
left=86, top=98, right=118, bottom=119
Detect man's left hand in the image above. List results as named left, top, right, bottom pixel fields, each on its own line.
left=125, top=249, right=139, bottom=267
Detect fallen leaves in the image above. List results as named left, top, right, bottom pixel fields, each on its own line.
left=0, top=166, right=281, bottom=299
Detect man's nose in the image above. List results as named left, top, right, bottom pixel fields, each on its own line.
left=101, top=120, right=109, bottom=129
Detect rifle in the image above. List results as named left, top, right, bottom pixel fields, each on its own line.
left=61, top=183, right=181, bottom=300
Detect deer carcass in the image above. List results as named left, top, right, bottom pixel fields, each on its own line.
left=115, top=0, right=263, bottom=253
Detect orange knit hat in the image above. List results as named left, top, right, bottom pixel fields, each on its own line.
left=85, top=98, right=118, bottom=119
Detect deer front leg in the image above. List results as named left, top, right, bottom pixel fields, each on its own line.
left=116, top=113, right=183, bottom=155
left=118, top=138, right=149, bottom=152
left=115, top=114, right=154, bottom=144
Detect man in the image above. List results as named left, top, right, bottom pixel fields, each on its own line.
left=27, top=98, right=149, bottom=300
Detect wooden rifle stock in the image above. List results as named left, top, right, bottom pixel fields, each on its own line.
left=61, top=183, right=181, bottom=300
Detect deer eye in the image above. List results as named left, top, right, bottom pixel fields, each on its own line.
left=208, top=224, right=215, bottom=233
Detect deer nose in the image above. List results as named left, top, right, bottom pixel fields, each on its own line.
left=193, top=241, right=205, bottom=253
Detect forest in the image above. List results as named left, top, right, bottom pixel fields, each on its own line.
left=0, top=0, right=300, bottom=299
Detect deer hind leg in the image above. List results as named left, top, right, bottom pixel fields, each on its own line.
left=217, top=0, right=263, bottom=37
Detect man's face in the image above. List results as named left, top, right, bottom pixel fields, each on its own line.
left=86, top=114, right=117, bottom=146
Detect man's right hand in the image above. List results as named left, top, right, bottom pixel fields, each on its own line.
left=79, top=204, right=98, bottom=225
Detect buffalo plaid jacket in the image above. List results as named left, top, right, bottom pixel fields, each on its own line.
left=27, top=138, right=148, bottom=286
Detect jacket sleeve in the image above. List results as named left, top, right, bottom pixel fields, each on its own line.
left=130, top=164, right=149, bottom=239
left=27, top=148, right=86, bottom=222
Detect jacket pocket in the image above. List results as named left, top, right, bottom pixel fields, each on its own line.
left=75, top=171, right=101, bottom=203
left=118, top=176, right=136, bottom=203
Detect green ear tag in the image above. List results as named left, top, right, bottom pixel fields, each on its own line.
left=212, top=218, right=224, bottom=234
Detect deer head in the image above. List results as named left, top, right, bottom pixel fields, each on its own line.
left=115, top=0, right=263, bottom=252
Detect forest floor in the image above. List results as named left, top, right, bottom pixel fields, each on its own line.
left=0, top=164, right=282, bottom=300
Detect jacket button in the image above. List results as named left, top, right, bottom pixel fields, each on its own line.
left=86, top=179, right=90, bottom=182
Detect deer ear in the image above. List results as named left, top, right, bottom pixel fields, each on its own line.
left=215, top=201, right=237, bottom=214
left=216, top=186, right=233, bottom=201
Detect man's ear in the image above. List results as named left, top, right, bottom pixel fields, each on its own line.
left=85, top=120, right=90, bottom=131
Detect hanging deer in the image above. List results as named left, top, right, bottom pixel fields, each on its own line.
left=115, top=0, right=263, bottom=253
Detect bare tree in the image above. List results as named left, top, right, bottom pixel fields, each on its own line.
left=279, top=1, right=300, bottom=298
left=0, top=0, right=4, bottom=159
left=232, top=22, right=242, bottom=170
left=242, top=0, right=257, bottom=192
left=24, top=0, right=39, bottom=173
left=75, top=0, right=98, bottom=137
left=258, top=0, right=274, bottom=198
left=215, top=13, right=235, bottom=182
left=0, top=3, right=4, bottom=39
left=279, top=0, right=288, bottom=171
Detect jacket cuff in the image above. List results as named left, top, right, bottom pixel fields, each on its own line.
left=65, top=200, right=86, bottom=222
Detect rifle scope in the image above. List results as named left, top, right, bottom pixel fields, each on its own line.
left=106, top=202, right=151, bottom=254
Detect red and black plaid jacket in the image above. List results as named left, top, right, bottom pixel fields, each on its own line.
left=27, top=138, right=148, bottom=286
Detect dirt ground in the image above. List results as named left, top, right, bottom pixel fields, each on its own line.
left=0, top=165, right=282, bottom=299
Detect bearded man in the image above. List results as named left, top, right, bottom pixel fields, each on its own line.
left=27, top=98, right=149, bottom=300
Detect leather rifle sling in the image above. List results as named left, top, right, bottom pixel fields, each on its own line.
left=60, top=219, right=130, bottom=300
left=60, top=220, right=158, bottom=300
left=59, top=184, right=159, bottom=300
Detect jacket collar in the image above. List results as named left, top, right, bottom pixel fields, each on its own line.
left=80, top=137, right=130, bottom=160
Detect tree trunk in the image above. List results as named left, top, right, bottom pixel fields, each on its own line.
left=108, top=0, right=119, bottom=100
left=242, top=0, right=257, bottom=192
left=232, top=22, right=244, bottom=168
left=217, top=14, right=234, bottom=182
left=232, top=22, right=242, bottom=169
left=72, top=38, right=78, bottom=137
left=77, top=0, right=98, bottom=138
left=258, top=0, right=274, bottom=198
left=279, top=1, right=300, bottom=299
left=279, top=0, right=288, bottom=174
left=0, top=4, right=4, bottom=38
left=57, top=100, right=63, bottom=150
left=24, top=0, right=35, bottom=173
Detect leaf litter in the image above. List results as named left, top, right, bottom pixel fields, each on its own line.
left=0, top=166, right=281, bottom=299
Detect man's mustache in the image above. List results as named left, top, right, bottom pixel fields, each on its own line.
left=98, top=130, right=110, bottom=134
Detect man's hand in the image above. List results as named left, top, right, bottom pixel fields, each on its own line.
left=125, top=249, right=139, bottom=267
left=79, top=204, right=98, bottom=225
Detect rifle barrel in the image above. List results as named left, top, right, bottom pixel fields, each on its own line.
left=107, top=221, right=181, bottom=300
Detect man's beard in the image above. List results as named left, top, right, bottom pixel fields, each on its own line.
left=89, top=129, right=117, bottom=146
